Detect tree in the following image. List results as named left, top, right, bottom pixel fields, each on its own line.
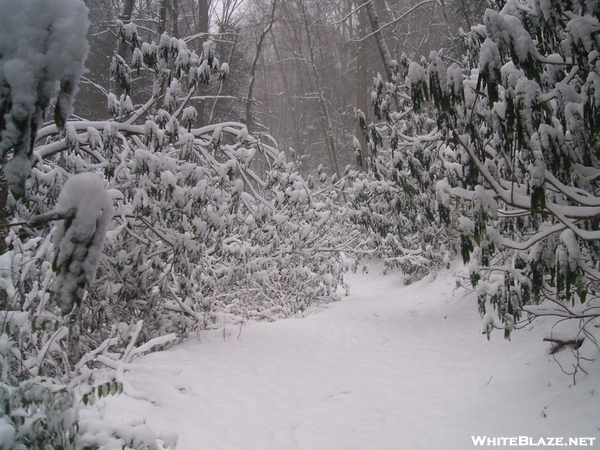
left=364, top=0, right=396, bottom=83
left=0, top=0, right=355, bottom=446
left=372, top=0, right=600, bottom=374
left=354, top=0, right=370, bottom=169
left=245, top=0, right=277, bottom=130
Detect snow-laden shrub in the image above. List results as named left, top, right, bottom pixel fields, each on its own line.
left=0, top=8, right=348, bottom=448
left=346, top=71, right=456, bottom=282
left=0, top=377, right=168, bottom=450
left=0, top=306, right=168, bottom=449
left=3, top=24, right=350, bottom=370
left=382, top=0, right=600, bottom=371
left=25, top=120, right=347, bottom=357
left=0, top=377, right=77, bottom=450
left=0, top=0, right=89, bottom=197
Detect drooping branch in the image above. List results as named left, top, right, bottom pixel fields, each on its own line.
left=543, top=337, right=585, bottom=354
left=0, top=207, right=77, bottom=229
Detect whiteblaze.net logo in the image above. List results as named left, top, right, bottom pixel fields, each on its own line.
left=471, top=436, right=597, bottom=446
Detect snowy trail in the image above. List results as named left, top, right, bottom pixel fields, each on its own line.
left=103, top=265, right=599, bottom=450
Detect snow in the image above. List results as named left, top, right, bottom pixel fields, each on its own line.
left=53, top=172, right=114, bottom=314
left=0, top=0, right=89, bottom=124
left=219, top=62, right=230, bottom=80
left=559, top=229, right=581, bottom=268
left=0, top=251, right=16, bottom=300
left=0, top=416, right=16, bottom=449
left=100, top=263, right=599, bottom=449
left=479, top=38, right=501, bottom=80
left=0, top=0, right=89, bottom=196
left=77, top=416, right=160, bottom=450
left=566, top=15, right=600, bottom=55
left=408, top=62, right=426, bottom=86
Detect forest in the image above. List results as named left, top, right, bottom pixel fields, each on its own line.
left=0, top=0, right=599, bottom=447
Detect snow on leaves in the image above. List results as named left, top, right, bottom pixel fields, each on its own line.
left=431, top=0, right=600, bottom=341
left=363, top=0, right=600, bottom=345
left=52, top=173, right=114, bottom=315
left=0, top=0, right=90, bottom=197
left=0, top=18, right=352, bottom=448
left=9, top=23, right=349, bottom=360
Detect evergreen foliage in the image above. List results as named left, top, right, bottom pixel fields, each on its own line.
left=358, top=0, right=600, bottom=345
left=346, top=67, right=456, bottom=281
left=0, top=7, right=349, bottom=448
left=4, top=0, right=600, bottom=446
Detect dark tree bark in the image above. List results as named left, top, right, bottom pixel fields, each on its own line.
left=116, top=0, right=135, bottom=96
left=118, top=0, right=135, bottom=54
left=171, top=0, right=179, bottom=37
left=0, top=154, right=8, bottom=256
left=158, top=0, right=169, bottom=36
left=355, top=0, right=369, bottom=170
left=364, top=0, right=395, bottom=82
left=245, top=0, right=277, bottom=130
left=193, top=0, right=211, bottom=126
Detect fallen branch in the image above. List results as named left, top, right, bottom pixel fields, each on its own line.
left=543, top=337, right=585, bottom=354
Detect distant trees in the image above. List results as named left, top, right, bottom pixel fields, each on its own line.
left=78, top=0, right=487, bottom=182
left=242, top=0, right=353, bottom=176
left=77, top=0, right=473, bottom=180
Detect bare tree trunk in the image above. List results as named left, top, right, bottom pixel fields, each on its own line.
left=297, top=0, right=343, bottom=184
left=457, top=0, right=473, bottom=29
left=158, top=0, right=169, bottom=35
left=192, top=0, right=211, bottom=126
left=171, top=0, right=179, bottom=37
left=118, top=0, right=135, bottom=54
left=116, top=0, right=136, bottom=96
left=364, top=0, right=395, bottom=82
left=355, top=0, right=369, bottom=170
left=245, top=0, right=277, bottom=130
left=119, top=0, right=135, bottom=30
left=437, top=0, right=454, bottom=36
left=0, top=154, right=9, bottom=256
left=198, top=0, right=210, bottom=44
left=273, top=41, right=292, bottom=146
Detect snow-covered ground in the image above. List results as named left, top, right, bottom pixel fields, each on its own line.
left=100, top=264, right=599, bottom=449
